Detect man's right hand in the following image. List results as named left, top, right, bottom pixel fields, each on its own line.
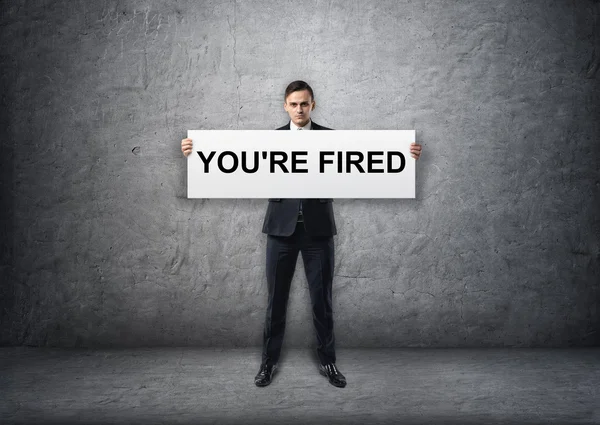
left=181, top=138, right=193, bottom=157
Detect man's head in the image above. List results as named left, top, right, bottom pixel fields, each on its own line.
left=283, top=80, right=315, bottom=127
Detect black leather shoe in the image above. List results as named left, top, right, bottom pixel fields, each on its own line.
left=254, top=363, right=277, bottom=387
left=319, top=363, right=346, bottom=388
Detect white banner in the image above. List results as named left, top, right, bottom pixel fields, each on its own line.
left=186, top=130, right=415, bottom=198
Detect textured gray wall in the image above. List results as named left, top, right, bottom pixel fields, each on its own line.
left=1, top=0, right=598, bottom=348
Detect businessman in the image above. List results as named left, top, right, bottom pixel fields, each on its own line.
left=181, top=80, right=422, bottom=388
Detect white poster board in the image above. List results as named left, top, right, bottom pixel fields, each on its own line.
left=187, top=130, right=415, bottom=198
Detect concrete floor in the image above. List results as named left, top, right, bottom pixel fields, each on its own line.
left=1, top=347, right=598, bottom=425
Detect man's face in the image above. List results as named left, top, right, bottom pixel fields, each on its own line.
left=284, top=89, right=315, bottom=127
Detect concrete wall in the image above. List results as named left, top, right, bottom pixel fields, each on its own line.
left=1, top=0, right=598, bottom=348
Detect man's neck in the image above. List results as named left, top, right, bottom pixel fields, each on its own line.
left=290, top=119, right=312, bottom=130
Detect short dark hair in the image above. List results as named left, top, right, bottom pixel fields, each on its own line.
left=284, top=80, right=314, bottom=102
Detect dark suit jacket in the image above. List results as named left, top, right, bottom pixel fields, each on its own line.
left=261, top=121, right=337, bottom=237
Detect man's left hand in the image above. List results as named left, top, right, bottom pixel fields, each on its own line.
left=410, top=142, right=422, bottom=160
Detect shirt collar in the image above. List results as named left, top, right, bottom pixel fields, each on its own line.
left=290, top=119, right=312, bottom=130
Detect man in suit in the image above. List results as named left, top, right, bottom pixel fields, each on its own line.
left=181, top=80, right=422, bottom=389
left=257, top=80, right=345, bottom=388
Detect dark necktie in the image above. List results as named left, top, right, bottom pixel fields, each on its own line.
left=298, top=127, right=304, bottom=220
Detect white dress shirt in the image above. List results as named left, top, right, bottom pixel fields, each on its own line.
left=290, top=119, right=311, bottom=219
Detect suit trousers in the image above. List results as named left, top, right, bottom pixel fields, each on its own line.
left=262, top=221, right=336, bottom=366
